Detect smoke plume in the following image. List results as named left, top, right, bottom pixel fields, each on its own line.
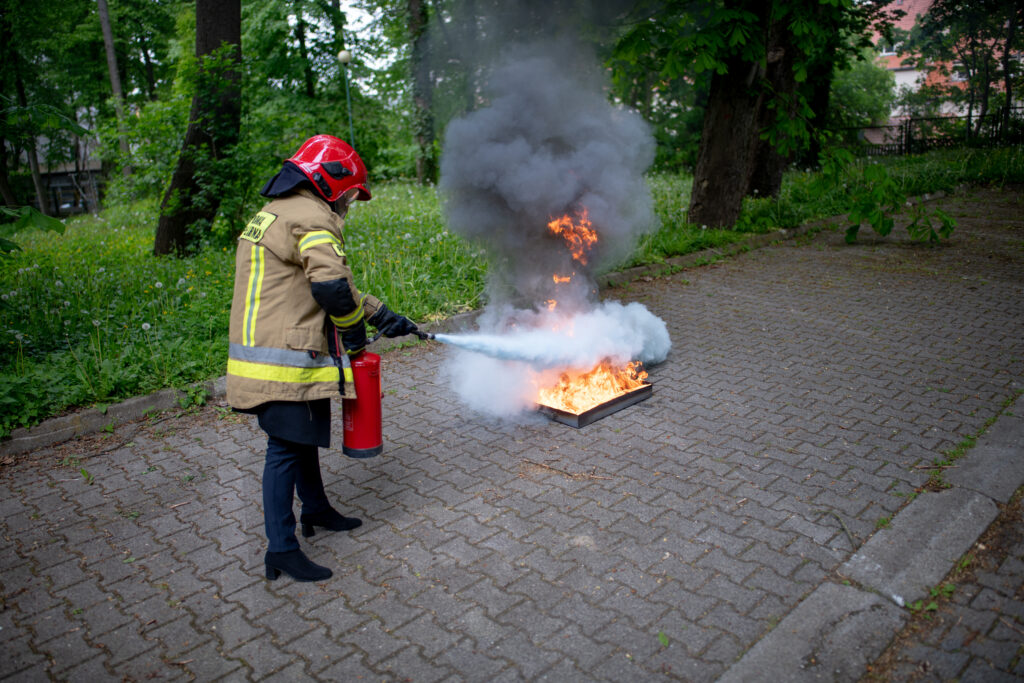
left=436, top=3, right=670, bottom=418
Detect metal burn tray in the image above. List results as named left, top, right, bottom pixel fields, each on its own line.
left=537, top=382, right=652, bottom=428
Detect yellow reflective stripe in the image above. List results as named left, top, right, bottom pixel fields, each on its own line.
left=243, top=245, right=265, bottom=346
left=298, top=231, right=341, bottom=253
left=331, top=305, right=364, bottom=329
left=227, top=358, right=340, bottom=384
left=330, top=294, right=367, bottom=328
left=343, top=367, right=354, bottom=383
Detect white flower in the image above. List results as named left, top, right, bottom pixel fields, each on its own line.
left=1, top=294, right=7, bottom=302
left=154, top=281, right=163, bottom=289
left=142, top=323, right=151, bottom=331
left=97, top=267, right=105, bottom=274
left=55, top=280, right=63, bottom=287
left=403, top=233, right=412, bottom=240
left=199, top=292, right=207, bottom=298
left=64, top=301, right=70, bottom=307
left=92, top=320, right=100, bottom=327
left=177, top=278, right=186, bottom=287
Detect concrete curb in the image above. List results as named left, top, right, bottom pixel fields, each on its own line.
left=0, top=377, right=227, bottom=458
left=717, top=402, right=1024, bottom=681
left=718, top=583, right=907, bottom=683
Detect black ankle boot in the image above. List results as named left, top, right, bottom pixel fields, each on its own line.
left=264, top=549, right=333, bottom=582
left=300, top=508, right=362, bottom=538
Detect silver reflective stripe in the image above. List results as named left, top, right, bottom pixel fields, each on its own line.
left=229, top=343, right=336, bottom=368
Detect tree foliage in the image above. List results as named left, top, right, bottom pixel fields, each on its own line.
left=903, top=0, right=1023, bottom=138
left=611, top=1, right=902, bottom=228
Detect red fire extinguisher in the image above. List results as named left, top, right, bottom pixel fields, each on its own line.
left=342, top=351, right=383, bottom=458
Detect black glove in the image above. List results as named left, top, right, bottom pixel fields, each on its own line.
left=340, top=320, right=367, bottom=356
left=367, top=304, right=418, bottom=338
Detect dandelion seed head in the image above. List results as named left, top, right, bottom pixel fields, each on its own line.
left=92, top=320, right=101, bottom=327
left=155, top=281, right=163, bottom=288
left=142, top=323, right=151, bottom=331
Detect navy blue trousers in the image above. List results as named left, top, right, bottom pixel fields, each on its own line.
left=263, top=436, right=332, bottom=552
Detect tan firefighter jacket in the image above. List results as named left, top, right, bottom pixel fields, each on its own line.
left=227, top=189, right=381, bottom=410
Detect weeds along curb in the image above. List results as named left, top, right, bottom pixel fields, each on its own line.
left=0, top=187, right=966, bottom=458
left=0, top=377, right=228, bottom=458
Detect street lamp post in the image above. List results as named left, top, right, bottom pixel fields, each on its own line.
left=338, top=49, right=356, bottom=146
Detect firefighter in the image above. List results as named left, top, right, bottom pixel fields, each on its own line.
left=227, top=135, right=419, bottom=582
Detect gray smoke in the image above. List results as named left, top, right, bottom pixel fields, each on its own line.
left=435, top=4, right=670, bottom=418
left=439, top=39, right=657, bottom=307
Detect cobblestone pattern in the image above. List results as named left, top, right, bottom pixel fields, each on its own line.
left=870, top=494, right=1024, bottom=681
left=1, top=188, right=1022, bottom=680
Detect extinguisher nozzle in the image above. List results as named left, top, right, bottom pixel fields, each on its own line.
left=414, top=330, right=435, bottom=341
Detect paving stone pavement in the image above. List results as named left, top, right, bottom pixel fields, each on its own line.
left=1, top=186, right=1022, bottom=681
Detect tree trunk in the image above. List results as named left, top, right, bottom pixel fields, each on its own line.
left=294, top=0, right=316, bottom=98
left=153, top=0, right=241, bottom=256
left=0, top=134, right=16, bottom=205
left=802, top=48, right=835, bottom=167
left=687, top=57, right=764, bottom=228
left=1000, top=6, right=1018, bottom=138
left=975, top=53, right=991, bottom=137
left=97, top=0, right=131, bottom=171
left=15, top=71, right=51, bottom=216
left=408, top=0, right=436, bottom=184
left=139, top=34, right=158, bottom=100
left=747, top=14, right=798, bottom=199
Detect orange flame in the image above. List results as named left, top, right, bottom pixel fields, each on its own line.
left=545, top=299, right=558, bottom=311
left=536, top=360, right=648, bottom=415
left=552, top=274, right=572, bottom=284
left=548, top=209, right=597, bottom=265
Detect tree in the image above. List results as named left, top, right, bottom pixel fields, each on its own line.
left=153, top=0, right=241, bottom=256
left=408, top=0, right=436, bottom=183
left=906, top=0, right=1023, bottom=140
left=97, top=0, right=131, bottom=170
left=0, top=0, right=103, bottom=214
left=827, top=47, right=896, bottom=144
left=614, top=0, right=898, bottom=228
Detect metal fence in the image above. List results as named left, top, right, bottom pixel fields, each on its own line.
left=838, top=108, right=1024, bottom=156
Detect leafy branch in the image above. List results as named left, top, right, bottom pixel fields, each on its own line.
left=817, top=148, right=957, bottom=245
left=0, top=207, right=66, bottom=255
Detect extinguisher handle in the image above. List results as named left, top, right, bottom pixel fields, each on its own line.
left=366, top=330, right=433, bottom=345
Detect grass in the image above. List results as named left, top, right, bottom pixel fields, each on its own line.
left=2, top=146, right=1023, bottom=437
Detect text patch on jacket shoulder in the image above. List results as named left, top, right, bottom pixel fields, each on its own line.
left=240, top=211, right=278, bottom=243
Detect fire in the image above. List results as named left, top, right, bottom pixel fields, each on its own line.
left=545, top=299, right=558, bottom=311
left=536, top=360, right=648, bottom=415
left=548, top=209, right=597, bottom=265
left=552, top=274, right=571, bottom=284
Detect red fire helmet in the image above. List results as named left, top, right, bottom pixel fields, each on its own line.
left=287, top=135, right=371, bottom=202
